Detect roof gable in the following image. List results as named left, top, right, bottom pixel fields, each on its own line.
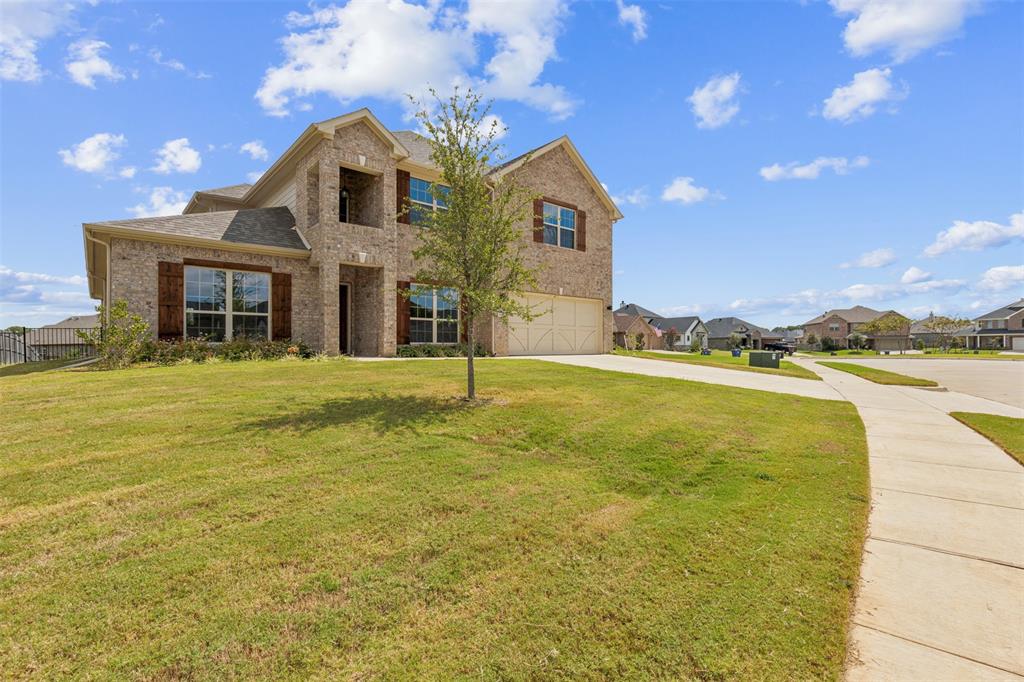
left=489, top=136, right=623, bottom=221
left=975, top=298, right=1024, bottom=321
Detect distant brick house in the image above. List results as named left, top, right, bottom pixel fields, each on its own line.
left=704, top=317, right=772, bottom=350
left=803, top=306, right=910, bottom=351
left=613, top=311, right=664, bottom=350
left=82, top=109, right=622, bottom=356
left=613, top=303, right=708, bottom=350
left=959, top=299, right=1024, bottom=350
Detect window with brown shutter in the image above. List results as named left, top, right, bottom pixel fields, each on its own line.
left=396, top=281, right=410, bottom=344
left=271, top=272, right=292, bottom=340
left=532, top=198, right=544, bottom=243
left=158, top=261, right=184, bottom=340
left=396, top=170, right=411, bottom=224
left=577, top=210, right=587, bottom=252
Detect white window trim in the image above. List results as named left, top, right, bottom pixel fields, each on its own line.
left=542, top=201, right=576, bottom=249
left=410, top=177, right=449, bottom=224
left=409, top=284, right=459, bottom=345
left=184, top=265, right=272, bottom=342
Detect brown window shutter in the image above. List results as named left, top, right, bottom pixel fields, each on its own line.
left=272, top=272, right=292, bottom=340
left=396, top=170, right=411, bottom=225
left=396, top=281, right=410, bottom=344
left=533, top=198, right=544, bottom=243
left=577, top=210, right=587, bottom=252
left=157, top=261, right=184, bottom=340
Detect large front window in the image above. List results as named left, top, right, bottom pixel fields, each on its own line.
left=409, top=285, right=459, bottom=344
left=185, top=266, right=270, bottom=341
left=409, top=177, right=450, bottom=225
left=543, top=201, right=575, bottom=249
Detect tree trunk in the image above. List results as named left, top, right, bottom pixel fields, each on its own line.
left=466, top=316, right=475, bottom=400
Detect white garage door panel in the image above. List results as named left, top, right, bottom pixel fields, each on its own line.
left=1013, top=337, right=1024, bottom=351
left=509, top=294, right=602, bottom=355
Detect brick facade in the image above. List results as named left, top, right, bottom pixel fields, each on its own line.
left=98, top=113, right=617, bottom=357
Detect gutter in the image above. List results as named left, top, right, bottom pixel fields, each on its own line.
left=84, top=228, right=111, bottom=325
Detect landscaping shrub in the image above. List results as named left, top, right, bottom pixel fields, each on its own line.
left=140, top=338, right=313, bottom=365
left=396, top=343, right=489, bottom=358
left=77, top=300, right=150, bottom=369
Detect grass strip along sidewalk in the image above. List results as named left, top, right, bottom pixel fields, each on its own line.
left=817, top=361, right=938, bottom=387
left=951, top=412, right=1024, bottom=466
left=616, top=349, right=821, bottom=381
left=0, top=359, right=867, bottom=679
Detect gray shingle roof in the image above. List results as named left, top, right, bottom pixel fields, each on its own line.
left=704, top=317, right=770, bottom=338
left=197, top=183, right=251, bottom=200
left=651, top=316, right=700, bottom=333
left=803, top=305, right=885, bottom=325
left=90, top=207, right=307, bottom=251
left=615, top=303, right=662, bottom=319
left=392, top=131, right=434, bottom=166
left=974, top=298, right=1024, bottom=321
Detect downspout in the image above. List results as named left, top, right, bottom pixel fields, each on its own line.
left=84, top=230, right=111, bottom=325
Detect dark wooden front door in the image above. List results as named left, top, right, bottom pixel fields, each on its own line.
left=339, top=284, right=350, bottom=354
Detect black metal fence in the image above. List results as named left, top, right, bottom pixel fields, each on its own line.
left=0, top=327, right=97, bottom=365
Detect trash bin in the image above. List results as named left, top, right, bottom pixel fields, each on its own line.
left=749, top=351, right=781, bottom=368
left=731, top=348, right=742, bottom=357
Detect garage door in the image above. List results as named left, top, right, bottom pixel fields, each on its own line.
left=508, top=293, right=602, bottom=355
left=1013, top=337, right=1024, bottom=351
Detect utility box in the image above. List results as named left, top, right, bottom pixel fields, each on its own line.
left=749, top=351, right=781, bottom=369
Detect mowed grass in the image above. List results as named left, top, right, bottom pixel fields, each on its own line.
left=0, top=358, right=87, bottom=378
left=951, top=412, right=1024, bottom=466
left=818, top=361, right=939, bottom=387
left=617, top=349, right=822, bottom=381
left=0, top=359, right=868, bottom=679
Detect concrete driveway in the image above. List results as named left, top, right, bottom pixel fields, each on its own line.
left=822, top=358, right=1024, bottom=409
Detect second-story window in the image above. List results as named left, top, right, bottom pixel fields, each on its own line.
left=543, top=201, right=575, bottom=249
left=410, top=177, right=449, bottom=226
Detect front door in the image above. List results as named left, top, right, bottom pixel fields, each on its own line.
left=339, top=284, right=350, bottom=354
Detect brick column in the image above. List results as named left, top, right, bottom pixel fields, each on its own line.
left=319, top=260, right=340, bottom=355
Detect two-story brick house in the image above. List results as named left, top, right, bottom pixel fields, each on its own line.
left=959, top=299, right=1024, bottom=350
left=82, top=109, right=622, bottom=356
left=802, top=305, right=910, bottom=351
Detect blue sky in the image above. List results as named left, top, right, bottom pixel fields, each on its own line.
left=1, top=0, right=1022, bottom=328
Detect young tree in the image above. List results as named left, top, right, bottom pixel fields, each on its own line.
left=921, top=315, right=970, bottom=351
left=862, top=312, right=912, bottom=353
left=409, top=89, right=539, bottom=400
left=77, top=300, right=150, bottom=369
left=729, top=332, right=744, bottom=349
left=663, top=326, right=679, bottom=350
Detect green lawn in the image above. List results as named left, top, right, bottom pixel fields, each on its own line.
left=817, top=361, right=939, bottom=387
left=0, top=359, right=868, bottom=679
left=617, top=349, right=822, bottom=381
left=799, top=350, right=1023, bottom=361
left=951, top=412, right=1024, bottom=466
left=0, top=357, right=88, bottom=377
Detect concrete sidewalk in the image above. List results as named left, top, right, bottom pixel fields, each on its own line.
left=536, top=353, right=844, bottom=401
left=798, top=359, right=1024, bottom=680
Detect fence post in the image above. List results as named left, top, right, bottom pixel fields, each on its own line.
left=21, top=327, right=27, bottom=365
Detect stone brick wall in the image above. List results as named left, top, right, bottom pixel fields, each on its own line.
left=107, top=237, right=320, bottom=346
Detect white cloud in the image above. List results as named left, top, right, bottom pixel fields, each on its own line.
left=0, top=265, right=86, bottom=287
left=840, top=277, right=965, bottom=301
left=900, top=266, right=931, bottom=284
left=148, top=48, right=184, bottom=71
left=830, top=0, right=979, bottom=63
left=127, top=187, right=189, bottom=218
left=256, top=0, right=575, bottom=120
left=58, top=133, right=126, bottom=174
left=616, top=0, right=647, bottom=42
left=661, top=177, right=715, bottom=205
left=822, top=67, right=907, bottom=123
left=118, top=166, right=137, bottom=179
left=65, top=39, right=124, bottom=88
left=603, top=183, right=648, bottom=207
left=246, top=170, right=266, bottom=183
left=924, top=211, right=1024, bottom=257
left=240, top=140, right=269, bottom=161
left=840, top=247, right=896, bottom=269
left=687, top=72, right=742, bottom=129
left=760, top=155, right=869, bottom=181
left=0, top=0, right=76, bottom=82
left=151, top=138, right=202, bottom=174
left=477, top=113, right=507, bottom=141
left=977, top=265, right=1024, bottom=292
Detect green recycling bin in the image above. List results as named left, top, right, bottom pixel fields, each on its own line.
left=749, top=351, right=781, bottom=369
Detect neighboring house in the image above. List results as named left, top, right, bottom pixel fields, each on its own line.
left=704, top=317, right=771, bottom=350
left=959, top=299, right=1024, bottom=351
left=613, top=312, right=664, bottom=350
left=802, top=305, right=910, bottom=351
left=612, top=302, right=708, bottom=350
left=909, top=313, right=947, bottom=348
left=772, top=327, right=804, bottom=344
left=82, top=108, right=622, bottom=356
